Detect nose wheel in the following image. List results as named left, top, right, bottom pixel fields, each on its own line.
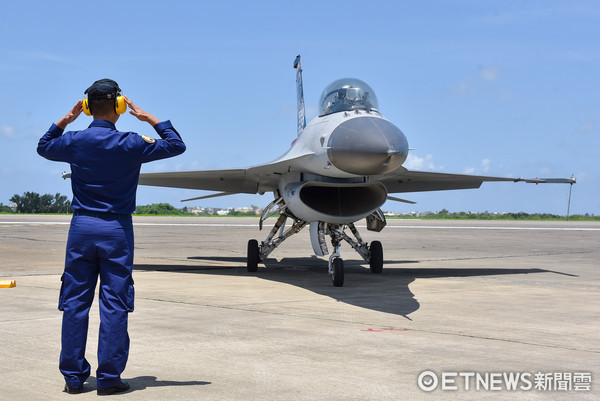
left=331, top=257, right=344, bottom=287
left=328, top=243, right=345, bottom=287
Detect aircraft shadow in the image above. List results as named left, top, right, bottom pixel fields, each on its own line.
left=134, top=255, right=566, bottom=320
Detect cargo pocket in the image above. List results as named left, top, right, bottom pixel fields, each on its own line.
left=58, top=274, right=66, bottom=311
left=126, top=278, right=135, bottom=313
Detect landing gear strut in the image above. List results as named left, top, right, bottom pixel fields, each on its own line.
left=320, top=223, right=385, bottom=286
left=246, top=198, right=308, bottom=272
left=246, top=198, right=384, bottom=286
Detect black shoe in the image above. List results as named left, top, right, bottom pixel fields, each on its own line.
left=97, top=380, right=130, bottom=396
left=64, top=384, right=83, bottom=394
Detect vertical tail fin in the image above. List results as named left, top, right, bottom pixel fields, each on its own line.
left=294, top=54, right=306, bottom=137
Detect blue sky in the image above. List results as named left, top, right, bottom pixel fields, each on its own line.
left=1, top=1, right=598, bottom=215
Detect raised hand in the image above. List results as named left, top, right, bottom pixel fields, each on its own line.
left=124, top=95, right=160, bottom=126
left=57, top=100, right=84, bottom=129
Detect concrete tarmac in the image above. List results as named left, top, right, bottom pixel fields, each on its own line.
left=0, top=215, right=598, bottom=400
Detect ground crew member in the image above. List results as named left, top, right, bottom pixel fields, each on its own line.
left=37, top=79, right=186, bottom=395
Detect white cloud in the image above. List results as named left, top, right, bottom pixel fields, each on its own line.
left=463, top=159, right=492, bottom=175
left=477, top=4, right=600, bottom=25
left=454, top=66, right=500, bottom=95
left=0, top=125, right=16, bottom=139
left=455, top=79, right=472, bottom=94
left=405, top=154, right=443, bottom=171
left=579, top=121, right=595, bottom=133
left=499, top=89, right=515, bottom=101
left=481, top=158, right=491, bottom=172
left=479, top=65, right=499, bottom=81
left=20, top=51, right=75, bottom=65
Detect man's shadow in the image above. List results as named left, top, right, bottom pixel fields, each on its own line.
left=81, top=376, right=210, bottom=394
left=128, top=376, right=211, bottom=391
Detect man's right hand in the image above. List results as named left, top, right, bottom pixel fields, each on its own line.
left=56, top=100, right=83, bottom=129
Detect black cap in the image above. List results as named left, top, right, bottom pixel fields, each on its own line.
left=84, top=79, right=121, bottom=99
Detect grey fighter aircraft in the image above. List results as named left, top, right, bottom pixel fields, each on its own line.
left=137, top=55, right=575, bottom=287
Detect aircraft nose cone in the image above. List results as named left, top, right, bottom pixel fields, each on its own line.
left=327, top=117, right=408, bottom=175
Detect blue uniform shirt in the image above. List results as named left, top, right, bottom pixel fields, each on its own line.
left=37, top=119, right=186, bottom=214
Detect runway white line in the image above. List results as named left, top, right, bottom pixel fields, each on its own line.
left=133, top=223, right=254, bottom=227
left=2, top=221, right=599, bottom=231
left=1, top=222, right=71, bottom=225
left=386, top=225, right=600, bottom=231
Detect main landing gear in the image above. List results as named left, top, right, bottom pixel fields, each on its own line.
left=247, top=239, right=260, bottom=273
left=246, top=198, right=384, bottom=287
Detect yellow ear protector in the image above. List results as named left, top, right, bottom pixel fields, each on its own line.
left=82, top=98, right=92, bottom=116
left=82, top=93, right=127, bottom=116
left=115, top=95, right=127, bottom=114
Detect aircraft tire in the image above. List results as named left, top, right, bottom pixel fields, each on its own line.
left=369, top=241, right=383, bottom=274
left=332, top=257, right=344, bottom=287
left=247, top=239, right=259, bottom=272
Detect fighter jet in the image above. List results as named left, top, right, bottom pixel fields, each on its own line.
left=138, top=55, right=575, bottom=286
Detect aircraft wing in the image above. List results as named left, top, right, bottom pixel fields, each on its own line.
left=138, top=168, right=259, bottom=193
left=378, top=168, right=576, bottom=193
left=137, top=153, right=315, bottom=195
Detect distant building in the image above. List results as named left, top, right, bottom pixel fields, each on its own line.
left=186, top=206, right=205, bottom=215
left=184, top=205, right=262, bottom=216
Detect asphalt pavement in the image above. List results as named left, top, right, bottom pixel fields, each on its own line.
left=0, top=215, right=598, bottom=400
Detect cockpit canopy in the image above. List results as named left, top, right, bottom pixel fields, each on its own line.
left=319, top=78, right=379, bottom=116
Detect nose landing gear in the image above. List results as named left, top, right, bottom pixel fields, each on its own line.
left=246, top=201, right=384, bottom=287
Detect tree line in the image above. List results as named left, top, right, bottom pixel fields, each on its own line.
left=2, top=193, right=597, bottom=220
left=2, top=194, right=192, bottom=215
left=1, top=195, right=192, bottom=215
left=7, top=192, right=72, bottom=213
left=395, top=209, right=598, bottom=221
left=134, top=203, right=190, bottom=215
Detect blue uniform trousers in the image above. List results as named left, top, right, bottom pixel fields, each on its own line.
left=59, top=215, right=135, bottom=390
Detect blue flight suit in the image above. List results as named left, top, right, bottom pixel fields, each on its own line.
left=37, top=119, right=185, bottom=390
